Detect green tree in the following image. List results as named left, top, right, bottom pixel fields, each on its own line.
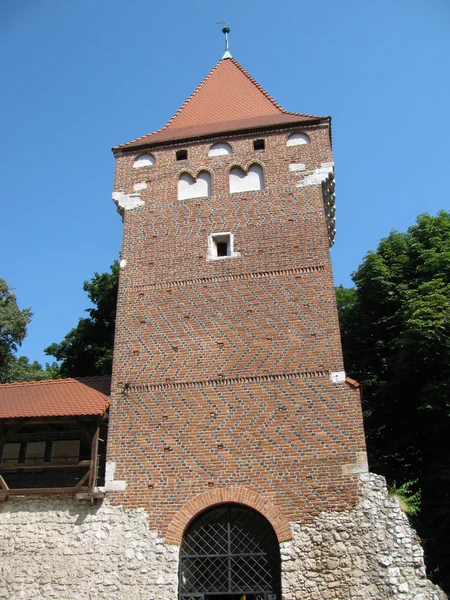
left=0, top=278, right=31, bottom=368
left=45, top=261, right=119, bottom=377
left=0, top=356, right=60, bottom=383
left=0, top=279, right=59, bottom=383
left=337, top=211, right=450, bottom=593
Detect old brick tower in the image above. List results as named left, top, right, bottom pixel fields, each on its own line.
left=108, top=48, right=368, bottom=598
left=1, top=39, right=446, bottom=600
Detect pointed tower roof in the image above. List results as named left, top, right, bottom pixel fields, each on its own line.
left=114, top=57, right=328, bottom=150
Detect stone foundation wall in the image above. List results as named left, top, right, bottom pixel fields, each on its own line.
left=281, top=474, right=446, bottom=599
left=0, top=474, right=446, bottom=599
left=0, top=499, right=178, bottom=599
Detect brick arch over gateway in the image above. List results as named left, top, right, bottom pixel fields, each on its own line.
left=165, top=486, right=292, bottom=545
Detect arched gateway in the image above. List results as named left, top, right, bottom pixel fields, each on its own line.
left=179, top=504, right=281, bottom=600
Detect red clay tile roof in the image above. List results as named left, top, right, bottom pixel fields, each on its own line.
left=114, top=57, right=327, bottom=150
left=0, top=376, right=111, bottom=419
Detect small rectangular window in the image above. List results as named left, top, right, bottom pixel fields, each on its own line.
left=216, top=241, right=229, bottom=257
left=176, top=149, right=188, bottom=161
left=213, top=235, right=230, bottom=257
left=1, top=442, right=21, bottom=465
left=208, top=232, right=240, bottom=261
left=51, top=440, right=80, bottom=463
left=25, top=441, right=46, bottom=464
left=253, top=139, right=265, bottom=151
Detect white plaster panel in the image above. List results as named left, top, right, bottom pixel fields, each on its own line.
left=133, top=181, right=148, bottom=191
left=287, top=132, right=310, bottom=146
left=208, top=143, right=232, bottom=157
left=178, top=171, right=211, bottom=200
left=133, top=154, right=155, bottom=168
left=331, top=370, right=346, bottom=383
left=229, top=165, right=263, bottom=193
left=289, top=163, right=306, bottom=172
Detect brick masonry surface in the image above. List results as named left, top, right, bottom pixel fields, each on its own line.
left=107, top=124, right=367, bottom=538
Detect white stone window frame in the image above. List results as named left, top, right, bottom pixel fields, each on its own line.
left=207, top=232, right=240, bottom=261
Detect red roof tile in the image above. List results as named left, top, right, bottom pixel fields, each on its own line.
left=114, top=58, right=327, bottom=150
left=0, top=376, right=111, bottom=419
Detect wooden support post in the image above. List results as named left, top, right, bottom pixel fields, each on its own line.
left=88, top=424, right=100, bottom=493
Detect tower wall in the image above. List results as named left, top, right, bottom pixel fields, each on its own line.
left=107, top=126, right=367, bottom=537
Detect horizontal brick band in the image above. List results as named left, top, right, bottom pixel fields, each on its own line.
left=123, top=369, right=330, bottom=393
left=129, top=265, right=325, bottom=292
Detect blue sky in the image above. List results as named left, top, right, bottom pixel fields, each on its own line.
left=2, top=0, right=449, bottom=366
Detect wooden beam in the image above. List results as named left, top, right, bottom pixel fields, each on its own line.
left=1, top=487, right=85, bottom=496
left=0, top=419, right=26, bottom=451
left=75, top=491, right=105, bottom=501
left=0, top=460, right=91, bottom=471
left=0, top=475, right=9, bottom=490
left=75, top=470, right=91, bottom=489
left=88, top=424, right=100, bottom=492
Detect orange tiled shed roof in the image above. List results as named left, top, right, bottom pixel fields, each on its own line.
left=114, top=57, right=328, bottom=150
left=0, top=376, right=111, bottom=419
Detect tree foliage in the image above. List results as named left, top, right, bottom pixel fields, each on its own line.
left=45, top=261, right=119, bottom=377
left=337, top=211, right=450, bottom=593
left=0, top=279, right=32, bottom=368
left=0, top=279, right=59, bottom=383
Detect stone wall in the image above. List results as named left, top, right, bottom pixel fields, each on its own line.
left=0, top=474, right=446, bottom=599
left=0, top=498, right=178, bottom=599
left=281, top=474, right=447, bottom=599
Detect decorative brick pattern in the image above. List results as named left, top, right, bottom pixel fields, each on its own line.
left=108, top=124, right=367, bottom=542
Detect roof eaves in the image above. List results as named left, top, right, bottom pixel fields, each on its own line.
left=115, top=116, right=329, bottom=153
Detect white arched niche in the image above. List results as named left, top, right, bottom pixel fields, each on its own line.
left=133, top=154, right=155, bottom=168
left=178, top=171, right=212, bottom=200
left=208, top=142, right=232, bottom=157
left=286, top=133, right=310, bottom=147
left=229, top=164, right=264, bottom=193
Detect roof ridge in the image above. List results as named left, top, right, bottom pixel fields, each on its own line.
left=164, top=59, right=224, bottom=129
left=229, top=58, right=285, bottom=113
left=113, top=59, right=223, bottom=151
left=0, top=375, right=111, bottom=389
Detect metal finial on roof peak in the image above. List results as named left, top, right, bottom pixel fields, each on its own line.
left=217, top=22, right=232, bottom=59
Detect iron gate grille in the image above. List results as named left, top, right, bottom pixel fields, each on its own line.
left=179, top=504, right=281, bottom=599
